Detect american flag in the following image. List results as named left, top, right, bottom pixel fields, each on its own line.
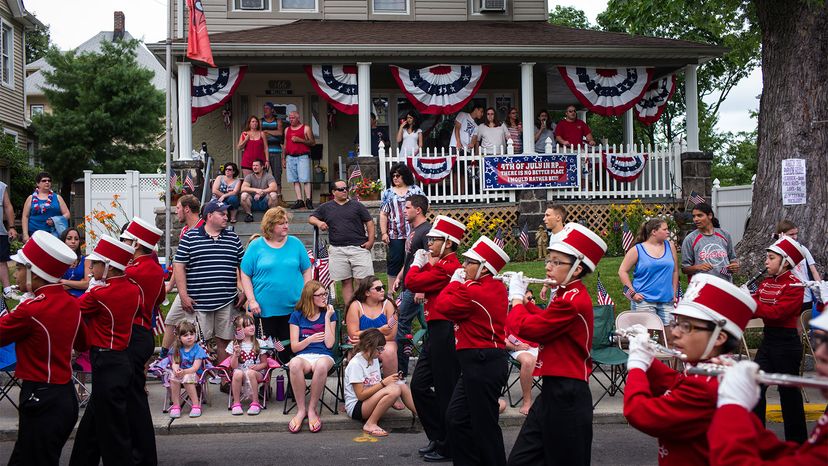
left=518, top=223, right=530, bottom=251
left=170, top=173, right=178, bottom=190
left=272, top=338, right=285, bottom=352
left=622, top=285, right=636, bottom=301
left=494, top=227, right=505, bottom=249
left=348, top=163, right=362, bottom=182
left=689, top=191, right=706, bottom=206
left=307, top=249, right=315, bottom=266
left=622, top=221, right=635, bottom=252
left=597, top=275, right=615, bottom=307
left=183, top=171, right=195, bottom=193
left=674, top=283, right=684, bottom=308
left=315, top=242, right=333, bottom=289
left=151, top=310, right=165, bottom=337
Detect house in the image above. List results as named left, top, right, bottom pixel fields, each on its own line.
left=0, top=0, right=41, bottom=151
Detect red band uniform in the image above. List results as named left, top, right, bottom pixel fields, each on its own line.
left=69, top=236, right=143, bottom=466
left=0, top=231, right=87, bottom=466
left=507, top=222, right=607, bottom=466
left=405, top=215, right=464, bottom=459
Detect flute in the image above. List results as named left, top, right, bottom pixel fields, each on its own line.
left=614, top=327, right=687, bottom=360
left=494, top=272, right=556, bottom=286
left=741, top=267, right=767, bottom=290
left=688, top=363, right=828, bottom=389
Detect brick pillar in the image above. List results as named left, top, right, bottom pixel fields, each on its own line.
left=517, top=189, right=546, bottom=247
left=680, top=151, right=713, bottom=202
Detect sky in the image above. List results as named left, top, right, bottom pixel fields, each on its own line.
left=23, top=0, right=761, bottom=134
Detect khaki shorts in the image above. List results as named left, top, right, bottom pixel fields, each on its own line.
left=163, top=294, right=197, bottom=327
left=328, top=245, right=374, bottom=281
left=196, top=301, right=241, bottom=341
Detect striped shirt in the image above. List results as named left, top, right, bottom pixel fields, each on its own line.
left=174, top=226, right=243, bottom=312
left=380, top=185, right=423, bottom=240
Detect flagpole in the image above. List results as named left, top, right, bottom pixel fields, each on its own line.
left=164, top=0, right=173, bottom=265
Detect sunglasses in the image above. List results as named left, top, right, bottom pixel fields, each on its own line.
left=39, top=179, right=52, bottom=183
left=526, top=296, right=536, bottom=302
left=392, top=173, right=401, bottom=178
left=333, top=187, right=348, bottom=192
left=372, top=285, right=385, bottom=292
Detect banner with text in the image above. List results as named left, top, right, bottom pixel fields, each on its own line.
left=483, top=154, right=579, bottom=190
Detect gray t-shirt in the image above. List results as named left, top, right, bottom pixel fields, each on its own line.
left=244, top=173, right=276, bottom=191
left=310, top=199, right=373, bottom=247
left=400, top=221, right=432, bottom=289
left=681, top=228, right=736, bottom=282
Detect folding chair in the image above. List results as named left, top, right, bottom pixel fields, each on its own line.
left=502, top=353, right=542, bottom=408
left=158, top=355, right=211, bottom=413
left=616, top=311, right=676, bottom=368
left=591, top=305, right=628, bottom=408
left=738, top=318, right=765, bottom=360
left=0, top=343, right=21, bottom=411
left=799, top=310, right=813, bottom=403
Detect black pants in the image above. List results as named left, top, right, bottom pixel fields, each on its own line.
left=125, top=325, right=158, bottom=465
left=446, top=348, right=509, bottom=466
left=9, top=381, right=78, bottom=466
left=70, top=349, right=133, bottom=466
left=508, top=376, right=593, bottom=466
left=395, top=289, right=422, bottom=376
left=411, top=320, right=460, bottom=452
left=268, top=154, right=282, bottom=190
left=753, top=327, right=807, bottom=443
left=261, top=314, right=294, bottom=362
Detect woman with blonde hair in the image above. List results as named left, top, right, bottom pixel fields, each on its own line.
left=241, top=207, right=312, bottom=361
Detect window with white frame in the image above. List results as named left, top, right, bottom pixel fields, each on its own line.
left=373, top=0, right=407, bottom=13
left=3, top=128, right=18, bottom=143
left=234, top=0, right=270, bottom=10
left=1, top=21, right=13, bottom=88
left=281, top=0, right=316, bottom=11
left=30, top=104, right=44, bottom=116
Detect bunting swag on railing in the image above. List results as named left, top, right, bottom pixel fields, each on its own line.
left=558, top=66, right=654, bottom=116
left=406, top=154, right=457, bottom=184
left=602, top=152, right=649, bottom=182
left=391, top=65, right=489, bottom=115
left=192, top=66, right=247, bottom=123
left=305, top=65, right=359, bottom=115
left=635, top=74, right=676, bottom=125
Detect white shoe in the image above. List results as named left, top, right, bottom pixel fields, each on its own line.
left=208, top=376, right=222, bottom=385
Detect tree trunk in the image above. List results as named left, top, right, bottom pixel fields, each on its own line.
left=736, top=1, right=828, bottom=275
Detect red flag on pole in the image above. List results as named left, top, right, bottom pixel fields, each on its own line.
left=186, top=0, right=216, bottom=67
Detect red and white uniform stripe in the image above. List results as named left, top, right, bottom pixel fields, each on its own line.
left=433, top=274, right=507, bottom=350
left=124, top=255, right=166, bottom=330
left=79, top=275, right=141, bottom=351
left=754, top=271, right=804, bottom=329
left=404, top=252, right=462, bottom=322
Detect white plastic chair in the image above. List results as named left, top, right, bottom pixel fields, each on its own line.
left=616, top=311, right=675, bottom=366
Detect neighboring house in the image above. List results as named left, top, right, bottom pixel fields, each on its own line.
left=0, top=0, right=41, bottom=151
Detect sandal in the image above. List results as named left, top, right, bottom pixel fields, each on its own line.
left=247, top=402, right=261, bottom=415
left=231, top=403, right=243, bottom=415
left=288, top=417, right=303, bottom=433
left=362, top=427, right=388, bottom=437
left=309, top=418, right=323, bottom=433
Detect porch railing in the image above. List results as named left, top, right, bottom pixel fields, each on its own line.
left=378, top=138, right=683, bottom=204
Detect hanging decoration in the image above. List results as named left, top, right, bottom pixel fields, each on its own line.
left=391, top=64, right=489, bottom=115
left=602, top=152, right=649, bottom=182
left=635, top=74, right=677, bottom=125
left=406, top=154, right=457, bottom=184
left=558, top=66, right=654, bottom=116
left=305, top=65, right=359, bottom=115
left=191, top=66, right=247, bottom=123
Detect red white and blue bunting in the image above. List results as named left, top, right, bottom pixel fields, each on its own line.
left=635, top=74, right=677, bottom=125
left=191, top=66, right=247, bottom=123
left=391, top=65, right=489, bottom=115
left=558, top=66, right=654, bottom=117
left=305, top=65, right=359, bottom=115
left=406, top=154, right=457, bottom=184
left=602, top=152, right=649, bottom=182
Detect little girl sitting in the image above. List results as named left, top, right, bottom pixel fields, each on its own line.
left=344, top=328, right=416, bottom=437
left=226, top=314, right=269, bottom=415
left=168, top=321, right=208, bottom=418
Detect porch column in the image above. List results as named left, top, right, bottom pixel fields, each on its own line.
left=576, top=110, right=588, bottom=122
left=177, top=62, right=192, bottom=160
left=520, top=63, right=535, bottom=154
left=685, top=64, right=699, bottom=152
left=623, top=108, right=634, bottom=149
left=357, top=62, right=372, bottom=157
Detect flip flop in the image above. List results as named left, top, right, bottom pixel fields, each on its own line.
left=288, top=417, right=303, bottom=433
left=309, top=418, right=323, bottom=433
left=362, top=427, right=388, bottom=437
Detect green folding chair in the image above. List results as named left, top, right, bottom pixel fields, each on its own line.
left=591, top=304, right=628, bottom=408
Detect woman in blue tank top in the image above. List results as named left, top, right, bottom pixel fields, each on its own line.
left=345, top=275, right=399, bottom=378
left=617, top=218, right=679, bottom=325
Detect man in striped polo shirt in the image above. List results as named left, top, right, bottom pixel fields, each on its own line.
left=173, top=200, right=244, bottom=364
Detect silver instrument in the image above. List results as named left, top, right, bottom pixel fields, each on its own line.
left=614, top=327, right=687, bottom=360
left=494, top=271, right=556, bottom=286
left=688, top=363, right=828, bottom=389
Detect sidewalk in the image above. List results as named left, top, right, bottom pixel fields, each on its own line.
left=0, top=367, right=823, bottom=441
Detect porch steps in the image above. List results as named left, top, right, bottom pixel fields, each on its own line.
left=229, top=209, right=317, bottom=249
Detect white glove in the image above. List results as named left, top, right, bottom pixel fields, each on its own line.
left=739, top=284, right=751, bottom=295
left=717, top=360, right=761, bottom=409
left=411, top=249, right=429, bottom=269
left=626, top=333, right=657, bottom=372
left=626, top=324, right=649, bottom=337
left=450, top=268, right=466, bottom=284
left=818, top=281, right=828, bottom=305
left=508, top=272, right=529, bottom=302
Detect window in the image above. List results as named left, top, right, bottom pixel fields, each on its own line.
left=373, top=0, right=407, bottom=13
left=234, top=0, right=269, bottom=10
left=30, top=104, right=44, bottom=117
left=3, top=128, right=18, bottom=144
left=1, top=21, right=13, bottom=88
left=280, top=0, right=316, bottom=11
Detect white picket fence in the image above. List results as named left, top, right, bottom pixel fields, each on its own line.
left=378, top=139, right=683, bottom=204
left=83, top=170, right=165, bottom=253
left=711, top=176, right=754, bottom=245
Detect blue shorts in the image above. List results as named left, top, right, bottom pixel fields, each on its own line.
left=286, top=154, right=310, bottom=183
left=251, top=197, right=270, bottom=211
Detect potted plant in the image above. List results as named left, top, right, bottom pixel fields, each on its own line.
left=349, top=178, right=383, bottom=201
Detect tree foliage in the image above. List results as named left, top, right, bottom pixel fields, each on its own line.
left=0, top=136, right=41, bottom=211
left=25, top=24, right=50, bottom=64
left=548, top=5, right=594, bottom=29
left=32, top=39, right=164, bottom=198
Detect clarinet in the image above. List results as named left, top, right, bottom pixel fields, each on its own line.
left=741, top=268, right=767, bottom=290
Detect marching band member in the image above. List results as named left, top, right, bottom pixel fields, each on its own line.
left=707, top=312, right=828, bottom=465
left=623, top=274, right=756, bottom=466
left=122, top=217, right=166, bottom=464
left=506, top=223, right=606, bottom=466
left=405, top=215, right=465, bottom=461
left=0, top=231, right=87, bottom=465
left=434, top=236, right=510, bottom=465
left=69, top=236, right=142, bottom=465
left=749, top=236, right=808, bottom=443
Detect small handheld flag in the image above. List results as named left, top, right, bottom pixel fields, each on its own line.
left=622, top=221, right=634, bottom=252
left=597, top=274, right=615, bottom=307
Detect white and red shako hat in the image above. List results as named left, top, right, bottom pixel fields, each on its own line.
left=124, top=216, right=163, bottom=249
left=427, top=215, right=466, bottom=244
left=548, top=222, right=607, bottom=272
left=673, top=274, right=756, bottom=339
left=462, top=236, right=509, bottom=275
left=10, top=231, right=76, bottom=283
left=767, top=236, right=805, bottom=269
left=87, top=235, right=135, bottom=271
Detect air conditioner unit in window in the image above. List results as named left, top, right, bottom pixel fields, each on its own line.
left=480, top=0, right=505, bottom=12
left=240, top=0, right=266, bottom=10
